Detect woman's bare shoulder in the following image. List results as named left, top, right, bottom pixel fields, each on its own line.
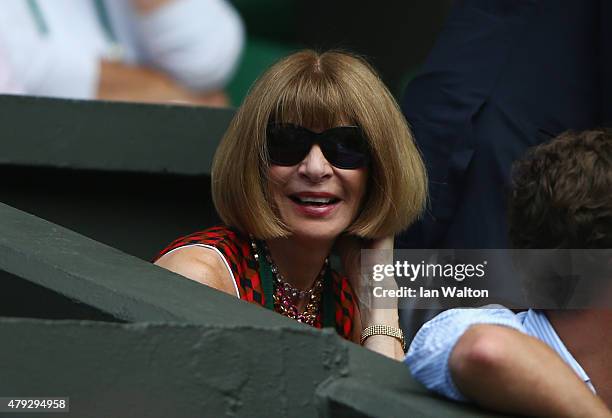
left=154, top=246, right=238, bottom=296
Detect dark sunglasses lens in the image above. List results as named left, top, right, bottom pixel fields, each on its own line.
left=267, top=126, right=310, bottom=165
left=321, top=128, right=369, bottom=169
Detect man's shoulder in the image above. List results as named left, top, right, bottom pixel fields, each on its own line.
left=420, top=306, right=526, bottom=334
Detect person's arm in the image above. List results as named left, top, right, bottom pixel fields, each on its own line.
left=359, top=308, right=404, bottom=361
left=131, top=0, right=174, bottom=14
left=450, top=324, right=611, bottom=417
left=0, top=1, right=226, bottom=105
left=129, top=0, right=244, bottom=93
left=405, top=308, right=611, bottom=417
left=340, top=235, right=404, bottom=361
left=154, top=246, right=237, bottom=296
left=97, top=59, right=228, bottom=106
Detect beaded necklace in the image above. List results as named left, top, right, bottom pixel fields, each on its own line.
left=250, top=237, right=335, bottom=327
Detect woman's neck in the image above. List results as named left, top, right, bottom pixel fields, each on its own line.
left=266, top=236, right=334, bottom=290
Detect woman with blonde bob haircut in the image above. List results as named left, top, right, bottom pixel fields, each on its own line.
left=155, top=50, right=427, bottom=360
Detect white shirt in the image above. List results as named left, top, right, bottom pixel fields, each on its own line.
left=405, top=307, right=594, bottom=401
left=0, top=40, right=23, bottom=93
left=0, top=0, right=244, bottom=98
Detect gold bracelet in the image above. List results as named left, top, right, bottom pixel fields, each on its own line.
left=360, top=324, right=406, bottom=352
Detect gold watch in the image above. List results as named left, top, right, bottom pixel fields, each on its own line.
left=360, top=324, right=406, bottom=352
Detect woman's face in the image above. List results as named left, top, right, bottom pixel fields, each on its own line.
left=267, top=123, right=368, bottom=243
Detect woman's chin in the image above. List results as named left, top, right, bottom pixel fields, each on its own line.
left=288, top=223, right=346, bottom=243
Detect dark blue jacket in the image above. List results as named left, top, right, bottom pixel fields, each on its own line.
left=397, top=0, right=609, bottom=250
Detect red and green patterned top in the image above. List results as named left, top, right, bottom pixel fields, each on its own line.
left=154, top=225, right=357, bottom=340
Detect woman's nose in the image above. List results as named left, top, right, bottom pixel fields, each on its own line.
left=297, top=144, right=333, bottom=182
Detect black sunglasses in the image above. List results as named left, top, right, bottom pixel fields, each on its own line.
left=266, top=123, right=370, bottom=169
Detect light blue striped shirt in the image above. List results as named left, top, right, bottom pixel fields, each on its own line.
left=404, top=307, right=594, bottom=401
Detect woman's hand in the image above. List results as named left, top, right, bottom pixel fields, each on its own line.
left=336, top=234, right=404, bottom=360
left=336, top=235, right=393, bottom=302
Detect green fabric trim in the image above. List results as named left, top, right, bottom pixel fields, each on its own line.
left=25, top=0, right=116, bottom=42
left=255, top=242, right=275, bottom=311
left=26, top=0, right=48, bottom=35
left=321, top=268, right=335, bottom=329
left=93, top=0, right=117, bottom=43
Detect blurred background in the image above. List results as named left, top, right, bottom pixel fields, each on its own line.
left=225, top=0, right=453, bottom=104
left=0, top=0, right=453, bottom=106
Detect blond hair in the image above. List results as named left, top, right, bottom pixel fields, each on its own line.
left=212, top=50, right=427, bottom=239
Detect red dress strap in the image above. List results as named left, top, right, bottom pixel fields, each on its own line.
left=331, top=271, right=357, bottom=340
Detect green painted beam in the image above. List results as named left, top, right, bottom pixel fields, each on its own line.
left=316, top=377, right=508, bottom=418
left=0, top=203, right=509, bottom=417
left=0, top=319, right=508, bottom=418
left=0, top=201, right=297, bottom=328
left=0, top=319, right=345, bottom=418
left=0, top=94, right=234, bottom=175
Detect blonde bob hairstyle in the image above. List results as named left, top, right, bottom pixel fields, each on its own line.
left=212, top=50, right=427, bottom=239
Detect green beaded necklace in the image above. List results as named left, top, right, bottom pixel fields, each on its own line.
left=252, top=239, right=335, bottom=328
